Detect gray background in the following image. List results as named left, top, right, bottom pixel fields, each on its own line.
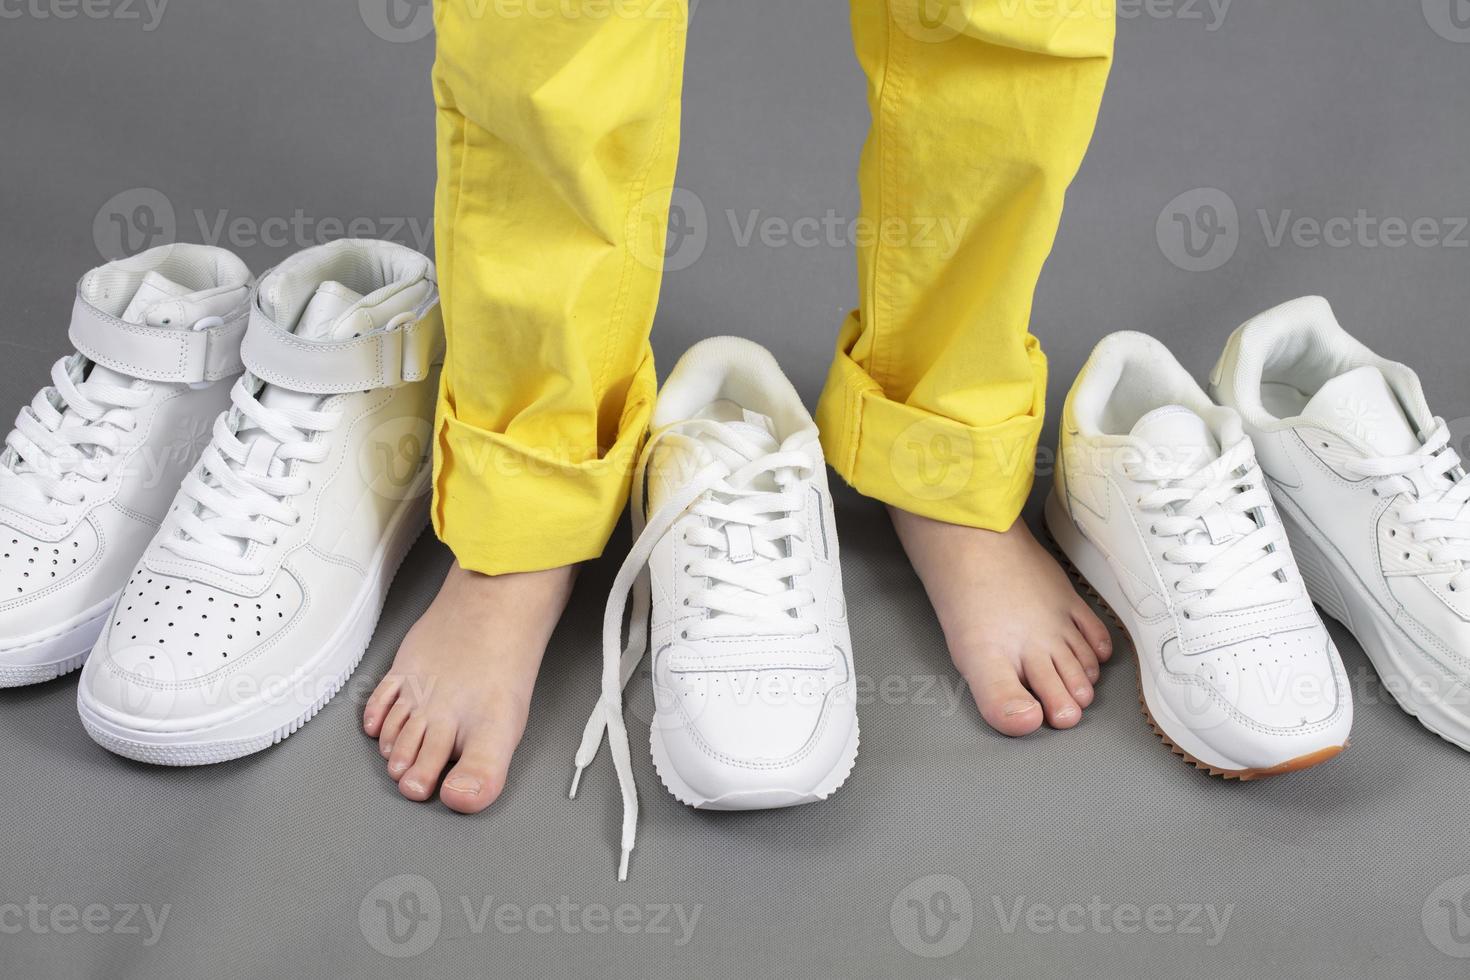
left=2, top=1, right=1470, bottom=977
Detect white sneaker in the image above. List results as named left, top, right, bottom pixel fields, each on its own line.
left=1047, top=331, right=1351, bottom=777
left=77, top=239, right=443, bottom=765
left=571, top=337, right=858, bottom=877
left=1212, top=295, right=1470, bottom=749
left=0, top=245, right=252, bottom=687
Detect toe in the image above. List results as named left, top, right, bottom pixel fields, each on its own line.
left=387, top=717, right=427, bottom=780
left=440, top=742, right=511, bottom=815
left=965, top=650, right=1044, bottom=737
left=363, top=675, right=402, bottom=736
left=1072, top=602, right=1114, bottom=662
left=1065, top=627, right=1101, bottom=683
left=399, top=724, right=455, bottom=802
left=1022, top=650, right=1083, bottom=729
left=378, top=700, right=412, bottom=758
left=1052, top=647, right=1094, bottom=708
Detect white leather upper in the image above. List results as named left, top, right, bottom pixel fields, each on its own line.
left=647, top=444, right=853, bottom=786
left=1057, top=331, right=1350, bottom=768
left=0, top=246, right=251, bottom=655
left=81, top=241, right=442, bottom=723
left=1211, top=296, right=1470, bottom=686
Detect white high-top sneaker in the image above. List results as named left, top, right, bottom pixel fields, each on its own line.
left=1212, top=296, right=1470, bottom=750
left=0, top=245, right=252, bottom=687
left=1047, top=331, right=1351, bottom=778
left=571, top=338, right=858, bottom=877
left=77, top=239, right=442, bottom=765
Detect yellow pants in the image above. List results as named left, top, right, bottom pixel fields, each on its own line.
left=430, top=0, right=1114, bottom=575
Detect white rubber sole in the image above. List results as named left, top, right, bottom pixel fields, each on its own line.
left=1045, top=490, right=1345, bottom=778
left=0, top=597, right=116, bottom=688
left=1278, top=495, right=1470, bottom=752
left=649, top=715, right=859, bottom=811
left=76, top=493, right=429, bottom=766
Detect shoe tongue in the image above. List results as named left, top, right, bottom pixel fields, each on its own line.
left=120, top=271, right=192, bottom=326
left=82, top=271, right=198, bottom=391
left=246, top=281, right=368, bottom=473
left=1129, top=405, right=1221, bottom=479
left=724, top=412, right=780, bottom=455
left=1301, top=365, right=1420, bottom=455
left=294, top=281, right=366, bottom=341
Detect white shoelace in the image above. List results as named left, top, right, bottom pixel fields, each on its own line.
left=160, top=379, right=340, bottom=576
left=1344, top=419, right=1470, bottom=591
left=1127, top=438, right=1295, bottom=618
left=570, top=419, right=818, bottom=879
left=0, top=357, right=151, bottom=524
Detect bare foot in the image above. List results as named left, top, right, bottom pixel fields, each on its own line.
left=362, top=561, right=575, bottom=813
left=889, top=507, right=1113, bottom=736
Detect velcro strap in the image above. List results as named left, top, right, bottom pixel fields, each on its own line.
left=240, top=302, right=443, bottom=394
left=68, top=294, right=246, bottom=384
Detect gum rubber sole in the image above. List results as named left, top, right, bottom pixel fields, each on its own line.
left=1044, top=529, right=1347, bottom=781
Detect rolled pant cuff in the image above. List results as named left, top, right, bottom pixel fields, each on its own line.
left=815, top=341, right=1045, bottom=532
left=431, top=375, right=655, bottom=576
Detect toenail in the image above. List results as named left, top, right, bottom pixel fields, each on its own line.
left=1056, top=705, right=1079, bottom=720
left=446, top=775, right=481, bottom=794
left=1004, top=699, right=1040, bottom=716
left=403, top=780, right=424, bottom=794
left=1073, top=687, right=1090, bottom=698
left=389, top=761, right=407, bottom=775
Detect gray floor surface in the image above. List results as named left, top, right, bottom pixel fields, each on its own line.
left=3, top=1, right=1470, bottom=977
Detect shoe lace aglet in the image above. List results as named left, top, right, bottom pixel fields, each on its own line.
left=618, top=846, right=632, bottom=882
left=569, top=763, right=586, bottom=800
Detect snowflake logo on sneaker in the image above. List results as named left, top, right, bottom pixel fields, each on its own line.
left=1335, top=396, right=1383, bottom=443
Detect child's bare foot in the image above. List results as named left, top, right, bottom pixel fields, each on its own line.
left=362, top=561, right=575, bottom=813
left=889, top=506, right=1113, bottom=736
